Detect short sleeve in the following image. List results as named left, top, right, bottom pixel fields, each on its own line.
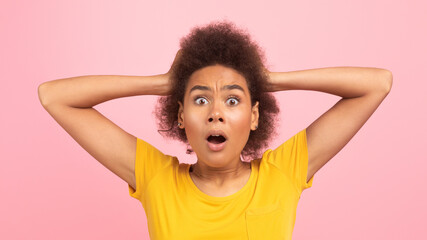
left=128, top=138, right=172, bottom=201
left=266, top=128, right=314, bottom=193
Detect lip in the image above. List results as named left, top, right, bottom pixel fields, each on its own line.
left=205, top=129, right=228, bottom=152
left=206, top=139, right=227, bottom=152
left=205, top=129, right=228, bottom=140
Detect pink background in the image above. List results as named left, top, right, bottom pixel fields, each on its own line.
left=1, top=0, right=426, bottom=239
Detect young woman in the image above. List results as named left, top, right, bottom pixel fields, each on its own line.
left=38, top=21, right=392, bottom=239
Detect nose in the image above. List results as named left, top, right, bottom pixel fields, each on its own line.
left=208, top=114, right=224, bottom=123
left=208, top=103, right=224, bottom=123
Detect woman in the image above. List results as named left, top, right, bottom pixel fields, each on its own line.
left=38, top=21, right=392, bottom=239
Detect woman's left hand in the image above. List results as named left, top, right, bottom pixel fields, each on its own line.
left=263, top=66, right=276, bottom=92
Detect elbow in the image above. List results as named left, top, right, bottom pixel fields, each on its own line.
left=374, top=69, right=393, bottom=94
left=381, top=69, right=393, bottom=93
left=38, top=83, right=50, bottom=107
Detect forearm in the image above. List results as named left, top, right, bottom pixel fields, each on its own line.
left=268, top=67, right=393, bottom=98
left=38, top=74, right=169, bottom=108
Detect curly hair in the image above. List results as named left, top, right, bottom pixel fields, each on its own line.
left=155, top=20, right=279, bottom=160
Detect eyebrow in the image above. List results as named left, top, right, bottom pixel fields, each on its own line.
left=189, top=84, right=245, bottom=94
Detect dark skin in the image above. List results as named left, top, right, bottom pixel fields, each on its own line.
left=171, top=50, right=393, bottom=196
left=39, top=48, right=392, bottom=197
left=177, top=64, right=259, bottom=197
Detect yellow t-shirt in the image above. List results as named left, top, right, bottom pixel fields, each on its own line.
left=128, top=128, right=314, bottom=240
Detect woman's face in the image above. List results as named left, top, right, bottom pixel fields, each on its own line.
left=178, top=64, right=259, bottom=166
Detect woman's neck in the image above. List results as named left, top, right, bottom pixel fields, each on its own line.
left=190, top=160, right=251, bottom=187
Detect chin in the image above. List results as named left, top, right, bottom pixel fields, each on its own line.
left=201, top=151, right=242, bottom=166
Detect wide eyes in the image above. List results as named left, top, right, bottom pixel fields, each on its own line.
left=195, top=97, right=208, bottom=105
left=226, top=97, right=239, bottom=106
left=194, top=96, right=240, bottom=106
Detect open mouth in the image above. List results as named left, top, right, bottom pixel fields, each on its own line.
left=207, top=135, right=227, bottom=144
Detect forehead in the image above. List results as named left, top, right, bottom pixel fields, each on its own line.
left=186, top=64, right=249, bottom=92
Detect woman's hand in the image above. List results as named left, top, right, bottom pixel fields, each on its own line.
left=162, top=49, right=183, bottom=95
left=166, top=49, right=182, bottom=76
left=263, top=66, right=278, bottom=92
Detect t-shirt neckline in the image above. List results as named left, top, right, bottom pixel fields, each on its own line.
left=184, top=160, right=256, bottom=202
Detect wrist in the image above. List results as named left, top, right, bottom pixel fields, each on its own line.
left=268, top=72, right=291, bottom=92
left=158, top=73, right=172, bottom=96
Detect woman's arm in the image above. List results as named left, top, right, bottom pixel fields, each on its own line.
left=268, top=67, right=392, bottom=97
left=38, top=69, right=173, bottom=191
left=267, top=67, right=393, bottom=183
left=38, top=74, right=170, bottom=108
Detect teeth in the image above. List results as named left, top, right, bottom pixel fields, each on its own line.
left=207, top=134, right=226, bottom=143
left=207, top=134, right=226, bottom=140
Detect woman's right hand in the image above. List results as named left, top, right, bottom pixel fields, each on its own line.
left=167, top=49, right=182, bottom=76
left=162, top=49, right=182, bottom=95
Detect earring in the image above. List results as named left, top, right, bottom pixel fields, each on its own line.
left=254, top=125, right=258, bottom=130
left=178, top=122, right=182, bottom=127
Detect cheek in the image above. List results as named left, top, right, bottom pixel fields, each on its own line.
left=227, top=109, right=252, bottom=154
left=185, top=111, right=201, bottom=127
left=227, top=108, right=252, bottom=128
left=183, top=108, right=204, bottom=139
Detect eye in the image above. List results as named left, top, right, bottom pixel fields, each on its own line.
left=194, top=97, right=208, bottom=105
left=226, top=97, right=240, bottom=106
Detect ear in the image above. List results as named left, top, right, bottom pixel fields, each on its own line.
left=251, top=101, right=259, bottom=131
left=178, top=101, right=185, bottom=129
